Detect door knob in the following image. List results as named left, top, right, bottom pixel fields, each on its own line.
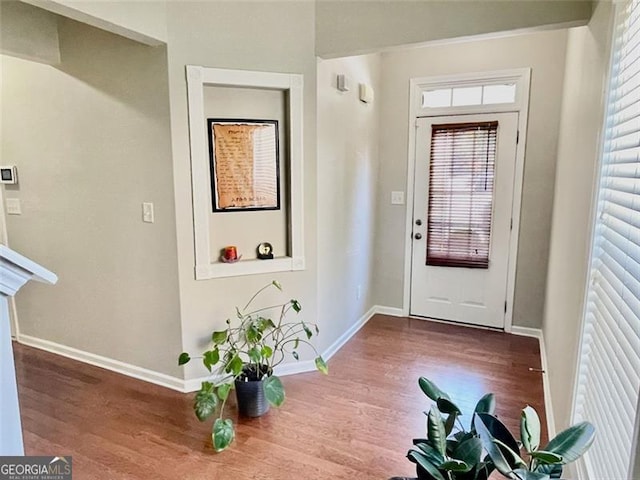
left=415, top=219, right=422, bottom=226
left=414, top=233, right=422, bottom=240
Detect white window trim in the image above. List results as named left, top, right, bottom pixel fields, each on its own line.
left=186, top=66, right=305, bottom=279
left=403, top=68, right=531, bottom=333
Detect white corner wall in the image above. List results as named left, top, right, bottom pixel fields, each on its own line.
left=163, top=1, right=320, bottom=382
left=542, top=1, right=614, bottom=431
left=374, top=29, right=569, bottom=328
left=0, top=17, right=182, bottom=377
left=317, top=54, right=381, bottom=353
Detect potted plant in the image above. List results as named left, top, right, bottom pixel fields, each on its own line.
left=402, top=377, right=497, bottom=480
left=393, top=377, right=595, bottom=480
left=178, top=280, right=328, bottom=452
left=473, top=405, right=594, bottom=480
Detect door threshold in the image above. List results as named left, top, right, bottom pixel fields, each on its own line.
left=407, top=314, right=504, bottom=332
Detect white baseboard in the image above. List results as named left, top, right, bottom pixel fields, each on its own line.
left=374, top=305, right=404, bottom=317
left=510, top=326, right=556, bottom=438
left=323, top=305, right=377, bottom=361
left=183, top=305, right=379, bottom=393
left=17, top=334, right=186, bottom=392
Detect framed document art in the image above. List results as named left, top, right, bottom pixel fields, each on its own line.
left=207, top=119, right=280, bottom=212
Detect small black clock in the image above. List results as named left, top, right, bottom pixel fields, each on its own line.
left=257, top=242, right=274, bottom=260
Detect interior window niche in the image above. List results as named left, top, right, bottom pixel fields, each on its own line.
left=186, top=66, right=304, bottom=280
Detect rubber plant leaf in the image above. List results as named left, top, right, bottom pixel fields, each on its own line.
left=512, top=469, right=551, bottom=480
left=437, top=397, right=462, bottom=415
left=418, top=377, right=451, bottom=402
left=407, top=450, right=446, bottom=480
left=535, top=463, right=563, bottom=478
left=494, top=438, right=527, bottom=469
left=474, top=393, right=496, bottom=415
left=427, top=406, right=447, bottom=456
left=440, top=459, right=471, bottom=473
left=444, top=412, right=457, bottom=436
left=212, top=418, right=235, bottom=452
left=521, top=405, right=541, bottom=453
left=473, top=413, right=517, bottom=479
left=475, top=412, right=521, bottom=455
left=543, top=422, right=595, bottom=464
left=263, top=375, right=285, bottom=407
left=194, top=383, right=218, bottom=421
left=413, top=441, right=445, bottom=465
left=452, top=436, right=483, bottom=467
left=178, top=352, right=190, bottom=366
left=529, top=450, right=563, bottom=465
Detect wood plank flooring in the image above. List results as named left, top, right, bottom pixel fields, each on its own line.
left=13, top=315, right=546, bottom=479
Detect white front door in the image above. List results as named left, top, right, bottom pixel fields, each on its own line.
left=410, top=112, right=518, bottom=328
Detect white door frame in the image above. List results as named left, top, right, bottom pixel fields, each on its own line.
left=402, top=68, right=531, bottom=332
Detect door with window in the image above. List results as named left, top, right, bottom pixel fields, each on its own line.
left=410, top=112, right=518, bottom=328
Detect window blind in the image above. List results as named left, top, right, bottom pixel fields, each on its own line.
left=426, top=122, right=498, bottom=268
left=573, top=1, right=640, bottom=479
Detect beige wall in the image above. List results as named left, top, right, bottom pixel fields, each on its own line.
left=0, top=18, right=182, bottom=376
left=0, top=1, right=60, bottom=65
left=543, top=1, right=613, bottom=431
left=317, top=53, right=381, bottom=352
left=22, top=0, right=167, bottom=46
left=203, top=86, right=289, bottom=260
left=316, top=0, right=591, bottom=58
left=163, top=1, right=320, bottom=381
left=374, top=29, right=568, bottom=328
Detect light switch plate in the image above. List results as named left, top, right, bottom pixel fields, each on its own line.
left=6, top=198, right=21, bottom=215
left=391, top=191, right=405, bottom=205
left=142, top=202, right=154, bottom=223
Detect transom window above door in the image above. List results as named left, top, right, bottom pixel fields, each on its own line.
left=412, top=70, right=529, bottom=118
left=423, top=83, right=517, bottom=109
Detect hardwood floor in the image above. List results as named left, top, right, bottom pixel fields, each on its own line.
left=13, top=315, right=546, bottom=479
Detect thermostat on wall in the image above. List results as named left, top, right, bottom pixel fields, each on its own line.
left=0, top=166, right=17, bottom=184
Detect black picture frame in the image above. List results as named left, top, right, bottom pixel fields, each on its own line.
left=207, top=118, right=281, bottom=213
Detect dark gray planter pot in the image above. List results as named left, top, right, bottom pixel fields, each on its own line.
left=235, top=378, right=269, bottom=417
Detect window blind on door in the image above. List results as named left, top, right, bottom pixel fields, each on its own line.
left=426, top=122, right=498, bottom=268
left=573, top=1, right=640, bottom=479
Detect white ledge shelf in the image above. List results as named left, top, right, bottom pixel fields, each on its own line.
left=195, top=256, right=305, bottom=279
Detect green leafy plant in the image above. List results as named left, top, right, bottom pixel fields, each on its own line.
left=407, top=377, right=496, bottom=480
left=474, top=406, right=595, bottom=480
left=178, top=280, right=328, bottom=452
left=404, top=378, right=595, bottom=480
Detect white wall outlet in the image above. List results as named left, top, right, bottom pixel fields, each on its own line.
left=5, top=198, right=21, bottom=215
left=391, top=191, right=405, bottom=205
left=142, top=202, right=154, bottom=223
left=356, top=284, right=363, bottom=300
